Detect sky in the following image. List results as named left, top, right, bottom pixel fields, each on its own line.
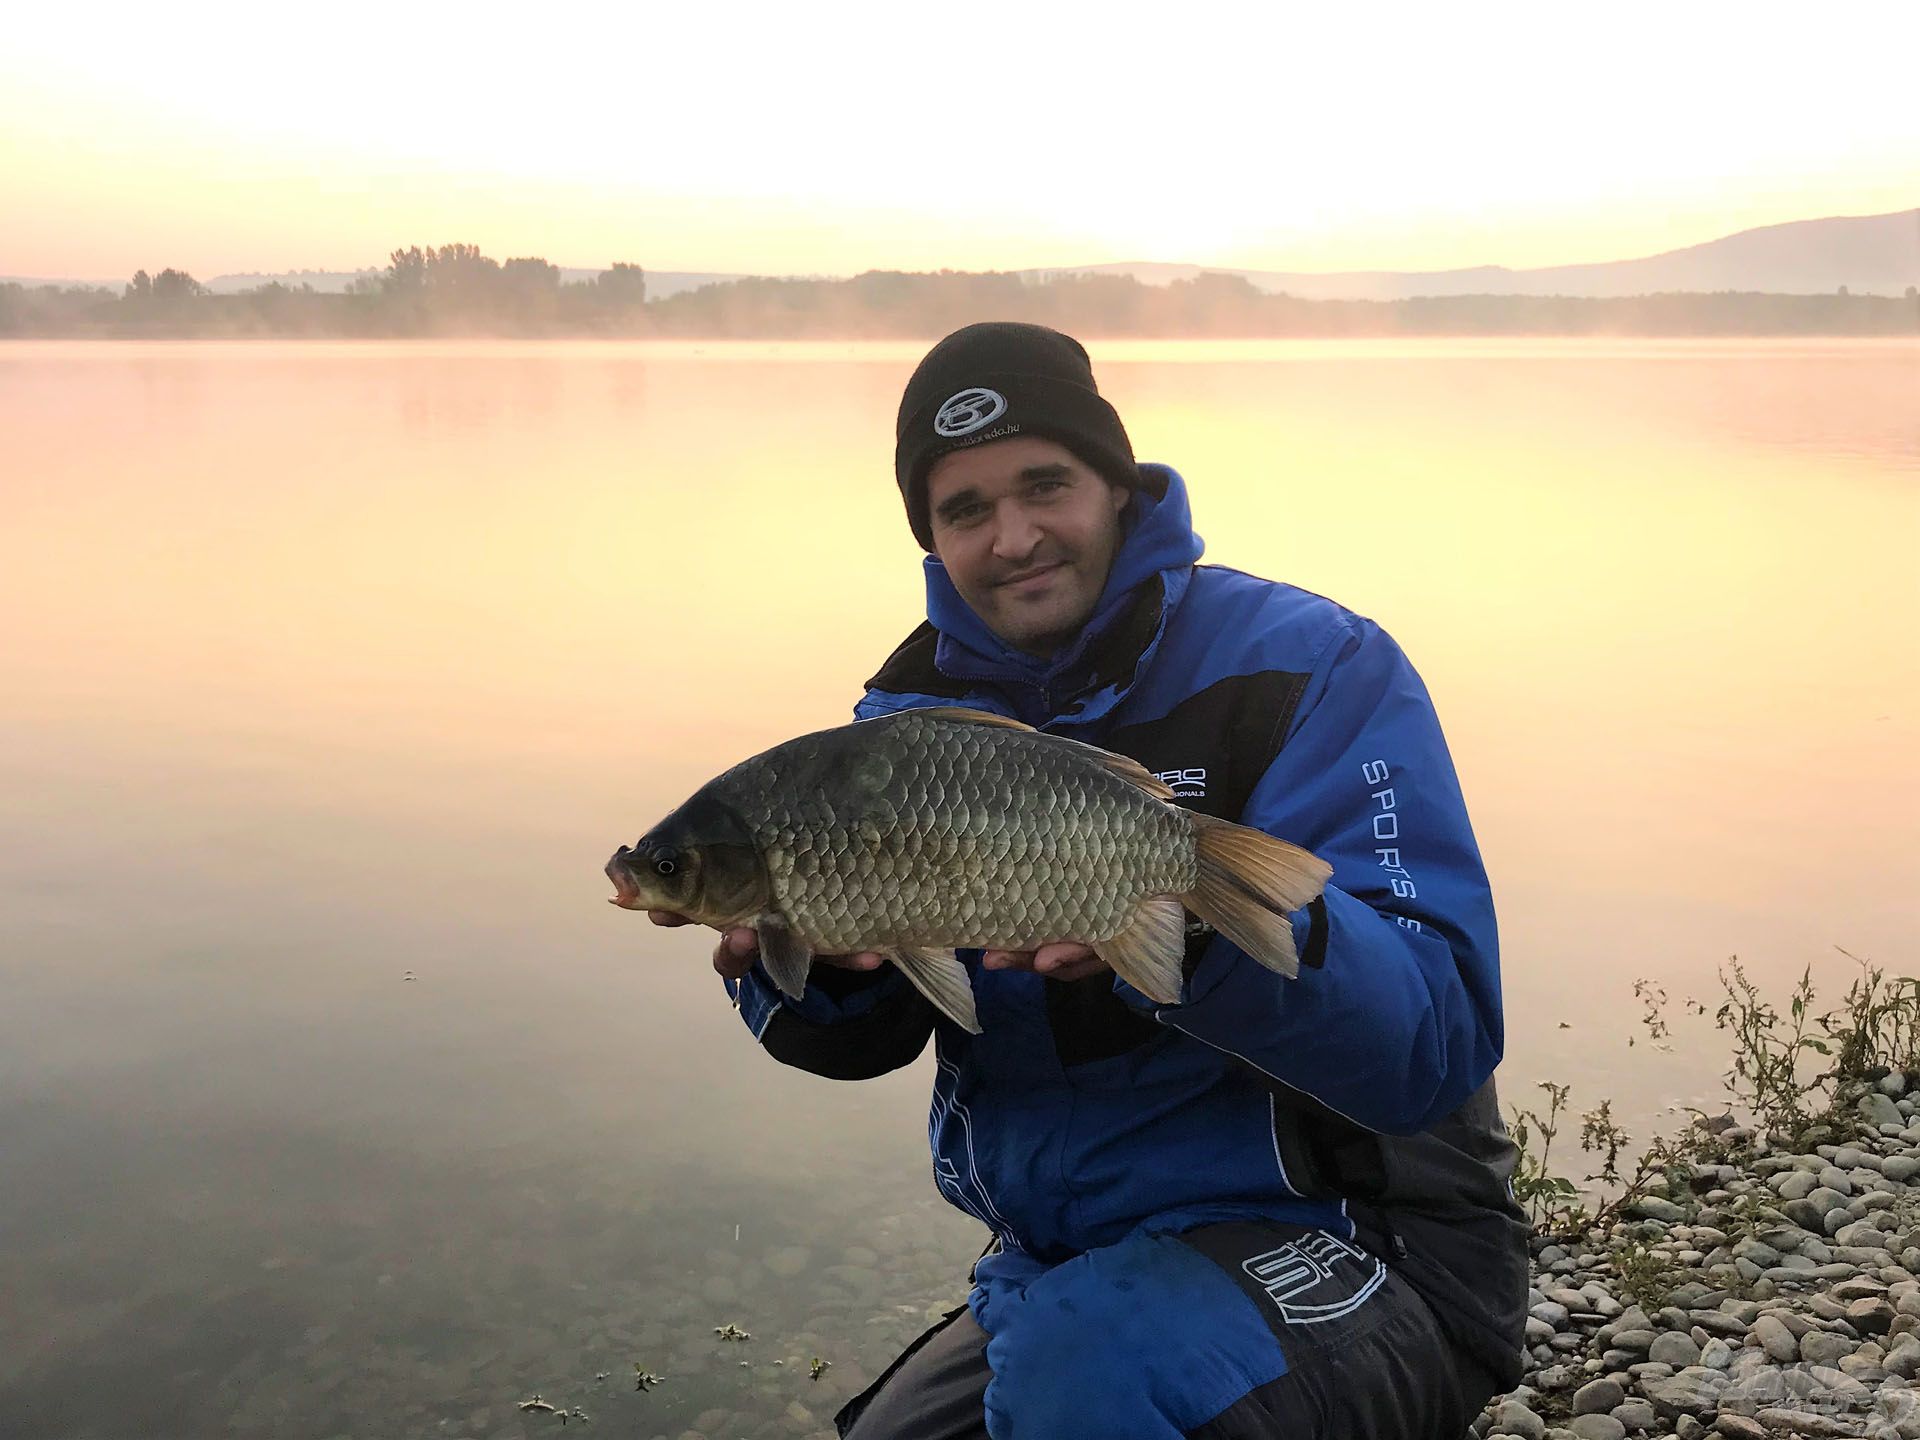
left=2, top=0, right=1916, bottom=282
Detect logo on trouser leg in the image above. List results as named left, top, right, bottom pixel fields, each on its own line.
left=1241, top=1231, right=1387, bottom=1324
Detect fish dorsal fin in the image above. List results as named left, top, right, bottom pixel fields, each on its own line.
left=909, top=706, right=1176, bottom=801
left=1091, top=750, right=1177, bottom=800
left=907, top=706, right=1037, bottom=732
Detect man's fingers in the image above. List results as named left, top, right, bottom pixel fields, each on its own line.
left=709, top=927, right=758, bottom=981
left=700, top=929, right=884, bottom=981
left=1039, top=956, right=1110, bottom=982
left=820, top=952, right=885, bottom=971
left=1033, top=942, right=1099, bottom=970
left=980, top=944, right=1104, bottom=977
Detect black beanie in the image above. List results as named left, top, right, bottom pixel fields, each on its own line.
left=894, top=322, right=1139, bottom=550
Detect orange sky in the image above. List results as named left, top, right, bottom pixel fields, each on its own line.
left=2, top=1, right=1916, bottom=282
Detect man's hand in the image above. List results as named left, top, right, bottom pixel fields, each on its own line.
left=645, top=911, right=885, bottom=983
left=981, top=942, right=1110, bottom=983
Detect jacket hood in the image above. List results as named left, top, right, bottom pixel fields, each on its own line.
left=919, top=463, right=1204, bottom=710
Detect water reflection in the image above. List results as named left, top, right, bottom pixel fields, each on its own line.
left=0, top=339, right=1915, bottom=1438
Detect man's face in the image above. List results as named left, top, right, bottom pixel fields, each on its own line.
left=925, top=436, right=1130, bottom=657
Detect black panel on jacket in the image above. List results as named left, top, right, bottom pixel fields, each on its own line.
left=864, top=623, right=973, bottom=700
left=1100, top=668, right=1310, bottom=823
left=1045, top=972, right=1165, bottom=1067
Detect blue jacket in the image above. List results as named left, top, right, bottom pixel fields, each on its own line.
left=727, top=464, right=1527, bottom=1389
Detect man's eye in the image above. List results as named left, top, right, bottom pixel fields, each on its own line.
left=1028, top=479, right=1066, bottom=497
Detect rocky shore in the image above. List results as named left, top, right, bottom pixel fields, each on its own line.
left=1476, top=1077, right=1920, bottom=1440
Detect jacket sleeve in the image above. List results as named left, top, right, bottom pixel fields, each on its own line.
left=1140, top=613, right=1503, bottom=1135
left=727, top=962, right=935, bottom=1080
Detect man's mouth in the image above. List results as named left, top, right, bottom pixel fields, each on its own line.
left=996, top=562, right=1065, bottom=590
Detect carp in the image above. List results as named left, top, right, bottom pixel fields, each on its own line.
left=607, top=707, right=1331, bottom=1033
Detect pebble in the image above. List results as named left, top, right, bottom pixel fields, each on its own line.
left=1797, top=1330, right=1853, bottom=1366
left=1860, top=1093, right=1904, bottom=1128
left=1494, top=1399, right=1548, bottom=1439
left=1627, top=1196, right=1688, bottom=1223
left=1754, top=1314, right=1802, bottom=1362
left=1610, top=1398, right=1657, bottom=1430
left=1572, top=1378, right=1625, bottom=1414
left=1650, top=1332, right=1702, bottom=1367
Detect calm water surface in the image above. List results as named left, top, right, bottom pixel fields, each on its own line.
left=2, top=339, right=1916, bottom=1438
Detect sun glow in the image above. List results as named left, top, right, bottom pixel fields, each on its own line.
left=1, top=0, right=1915, bottom=280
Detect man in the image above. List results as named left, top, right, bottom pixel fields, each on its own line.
left=652, top=322, right=1528, bottom=1438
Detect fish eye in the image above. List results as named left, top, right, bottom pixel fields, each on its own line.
left=654, top=854, right=680, bottom=877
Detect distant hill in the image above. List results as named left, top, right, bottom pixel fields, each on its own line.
left=12, top=208, right=1915, bottom=305
left=1025, top=209, right=1920, bottom=300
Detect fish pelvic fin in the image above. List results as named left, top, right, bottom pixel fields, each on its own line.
left=1092, top=896, right=1189, bottom=1004
left=1182, top=813, right=1333, bottom=981
left=754, top=911, right=815, bottom=999
left=886, top=946, right=980, bottom=1034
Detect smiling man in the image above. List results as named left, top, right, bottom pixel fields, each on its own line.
left=923, top=434, right=1130, bottom=656
left=659, top=322, right=1528, bottom=1438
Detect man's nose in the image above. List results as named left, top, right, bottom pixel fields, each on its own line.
left=989, top=505, right=1042, bottom=560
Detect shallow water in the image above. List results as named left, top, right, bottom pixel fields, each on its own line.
left=2, top=338, right=1915, bottom=1438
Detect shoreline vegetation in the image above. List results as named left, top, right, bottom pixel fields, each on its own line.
left=1477, top=959, right=1920, bottom=1440
left=5, top=243, right=1918, bottom=339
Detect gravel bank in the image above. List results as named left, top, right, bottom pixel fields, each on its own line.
left=1476, top=1077, right=1920, bottom=1440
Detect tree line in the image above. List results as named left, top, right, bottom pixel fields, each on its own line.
left=4, top=244, right=1916, bottom=337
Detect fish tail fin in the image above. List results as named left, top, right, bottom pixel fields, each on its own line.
left=1182, top=813, right=1332, bottom=980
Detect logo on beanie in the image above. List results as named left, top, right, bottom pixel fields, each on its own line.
left=934, top=387, right=1008, bottom=438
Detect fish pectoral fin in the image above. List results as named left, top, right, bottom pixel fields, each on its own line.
left=754, top=912, right=815, bottom=999
left=1181, top=812, right=1333, bottom=980
left=886, top=946, right=981, bottom=1035
left=1091, top=897, right=1189, bottom=1005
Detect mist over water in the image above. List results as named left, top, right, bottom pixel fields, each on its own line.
left=2, top=339, right=1915, bottom=1438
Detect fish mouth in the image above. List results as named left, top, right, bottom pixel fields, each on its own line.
left=606, top=847, right=646, bottom=909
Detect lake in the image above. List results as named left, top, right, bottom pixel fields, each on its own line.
left=2, top=338, right=1915, bottom=1438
